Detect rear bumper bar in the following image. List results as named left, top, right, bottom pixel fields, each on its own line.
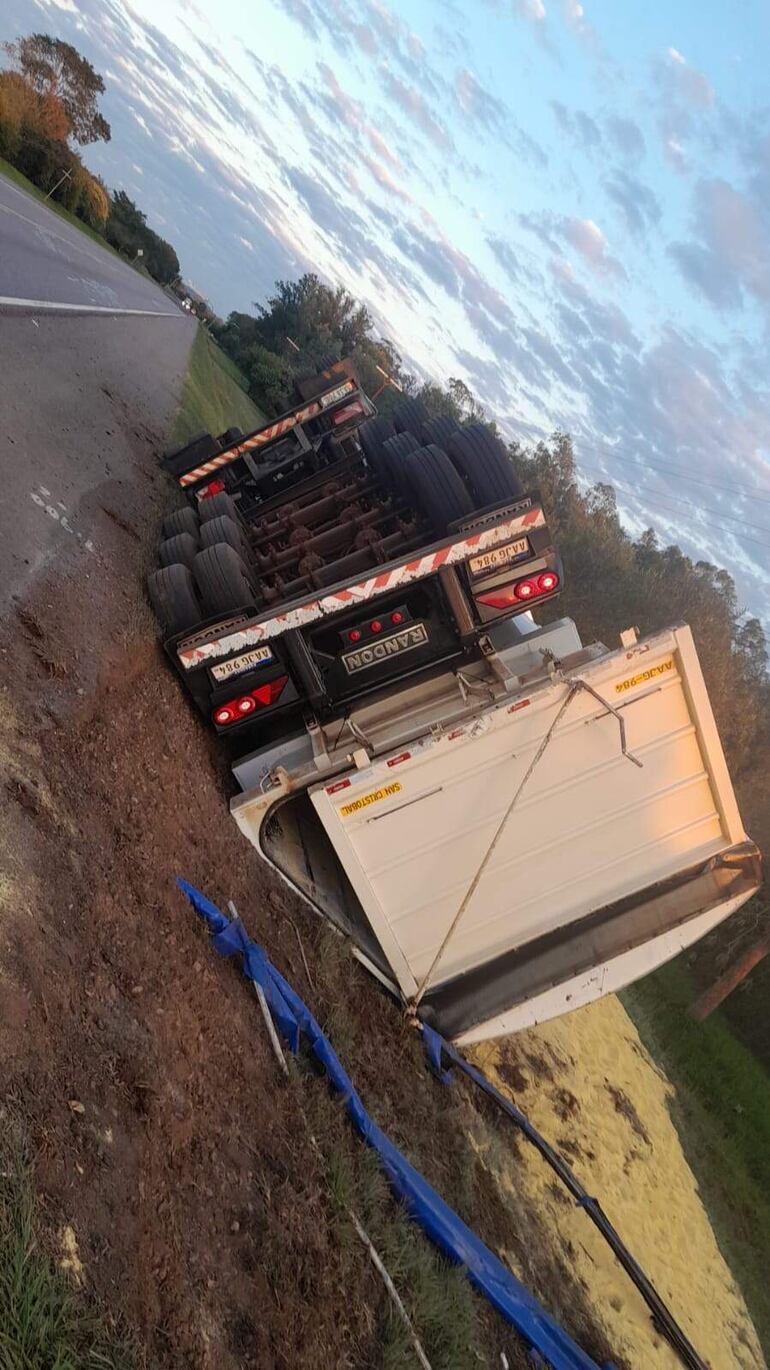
left=421, top=840, right=762, bottom=1040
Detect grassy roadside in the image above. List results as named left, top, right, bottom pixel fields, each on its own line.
left=171, top=326, right=265, bottom=445
left=0, top=156, right=126, bottom=258
left=623, top=961, right=770, bottom=1358
left=0, top=1116, right=135, bottom=1368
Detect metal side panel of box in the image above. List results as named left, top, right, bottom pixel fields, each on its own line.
left=307, top=625, right=751, bottom=1001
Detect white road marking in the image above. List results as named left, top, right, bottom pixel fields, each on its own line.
left=0, top=182, right=180, bottom=311
left=0, top=191, right=137, bottom=276
left=0, top=295, right=180, bottom=316
left=30, top=486, right=96, bottom=551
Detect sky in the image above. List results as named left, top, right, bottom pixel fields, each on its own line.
left=4, top=0, right=770, bottom=625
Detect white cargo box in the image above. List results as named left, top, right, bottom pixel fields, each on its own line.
left=232, top=622, right=759, bottom=1043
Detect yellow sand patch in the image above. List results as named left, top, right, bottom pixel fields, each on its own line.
left=59, top=1225, right=84, bottom=1286
left=473, top=994, right=763, bottom=1369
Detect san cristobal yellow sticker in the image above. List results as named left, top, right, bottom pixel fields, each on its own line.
left=615, top=658, right=674, bottom=694
left=339, top=782, right=402, bottom=817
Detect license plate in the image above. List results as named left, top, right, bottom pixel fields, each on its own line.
left=210, top=646, right=273, bottom=682
left=342, top=622, right=428, bottom=674
left=469, top=538, right=530, bottom=576
left=320, top=382, right=354, bottom=408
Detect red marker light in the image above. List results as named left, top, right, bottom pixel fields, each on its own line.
left=537, top=571, right=559, bottom=593
left=391, top=611, right=404, bottom=625
left=349, top=628, right=362, bottom=642
left=371, top=620, right=383, bottom=633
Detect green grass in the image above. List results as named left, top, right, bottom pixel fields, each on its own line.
left=171, top=326, right=266, bottom=445
left=324, top=1142, right=482, bottom=1370
left=623, top=961, right=770, bottom=1358
left=0, top=157, right=124, bottom=257
left=0, top=1119, right=135, bottom=1369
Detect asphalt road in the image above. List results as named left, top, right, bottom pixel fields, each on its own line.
left=0, top=171, right=181, bottom=313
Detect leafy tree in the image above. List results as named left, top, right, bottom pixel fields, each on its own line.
left=104, top=190, right=179, bottom=284
left=3, top=34, right=110, bottom=144
left=244, top=345, right=293, bottom=415
left=253, top=274, right=373, bottom=357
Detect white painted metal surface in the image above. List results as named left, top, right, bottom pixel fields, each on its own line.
left=454, top=893, right=749, bottom=1043
left=308, top=626, right=748, bottom=994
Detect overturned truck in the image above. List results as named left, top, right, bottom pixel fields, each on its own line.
left=149, top=369, right=761, bottom=1043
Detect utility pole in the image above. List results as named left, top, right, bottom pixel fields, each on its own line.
left=371, top=363, right=404, bottom=401
left=45, top=167, right=72, bottom=200
left=689, top=934, right=769, bottom=1021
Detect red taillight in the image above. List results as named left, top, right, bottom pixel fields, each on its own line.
left=476, top=571, right=560, bottom=611
left=349, top=628, right=362, bottom=642
left=213, top=675, right=289, bottom=727
left=371, top=620, right=383, bottom=633
left=391, top=611, right=404, bottom=625
left=200, top=479, right=225, bottom=499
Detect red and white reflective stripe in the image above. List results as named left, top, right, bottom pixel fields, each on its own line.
left=177, top=382, right=357, bottom=487
left=177, top=507, right=545, bottom=670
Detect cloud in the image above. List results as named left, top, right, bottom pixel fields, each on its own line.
left=363, top=155, right=413, bottom=202
left=515, top=0, right=546, bottom=20
left=663, top=47, right=715, bottom=108
left=487, top=236, right=521, bottom=285
left=695, top=178, right=770, bottom=301
left=664, top=136, right=688, bottom=173
left=550, top=101, right=602, bottom=153
left=668, top=242, right=741, bottom=309
left=382, top=71, right=453, bottom=149
left=652, top=46, right=717, bottom=172
left=454, top=68, right=508, bottom=135
left=367, top=126, right=400, bottom=168
left=605, top=115, right=645, bottom=161
left=561, top=218, right=627, bottom=278
left=605, top=171, right=661, bottom=238
left=671, top=177, right=770, bottom=311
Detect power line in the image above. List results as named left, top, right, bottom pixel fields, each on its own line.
left=579, top=463, right=770, bottom=538
left=578, top=467, right=770, bottom=554
left=577, top=443, right=770, bottom=506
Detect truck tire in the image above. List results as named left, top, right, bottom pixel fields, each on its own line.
left=199, top=514, right=249, bottom=558
left=162, top=506, right=199, bottom=540
left=448, top=425, right=523, bottom=506
left=358, top=416, right=396, bottom=482
left=217, top=426, right=243, bottom=447
left=198, top=491, right=239, bottom=524
left=381, top=431, right=422, bottom=502
left=163, top=431, right=208, bottom=461
left=158, top=532, right=199, bottom=570
left=161, top=431, right=221, bottom=477
left=147, top=564, right=202, bottom=636
left=393, top=398, right=430, bottom=435
left=421, top=415, right=459, bottom=449
left=408, top=444, right=474, bottom=534
left=193, top=543, right=256, bottom=617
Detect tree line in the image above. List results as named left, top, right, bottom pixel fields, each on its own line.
left=212, top=273, right=488, bottom=424
left=0, top=33, right=179, bottom=285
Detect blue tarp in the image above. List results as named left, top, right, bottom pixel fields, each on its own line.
left=178, top=879, right=609, bottom=1370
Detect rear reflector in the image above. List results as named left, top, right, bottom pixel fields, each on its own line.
left=200, top=479, right=225, bottom=499
left=476, top=571, right=560, bottom=611
left=213, top=675, right=289, bottom=727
